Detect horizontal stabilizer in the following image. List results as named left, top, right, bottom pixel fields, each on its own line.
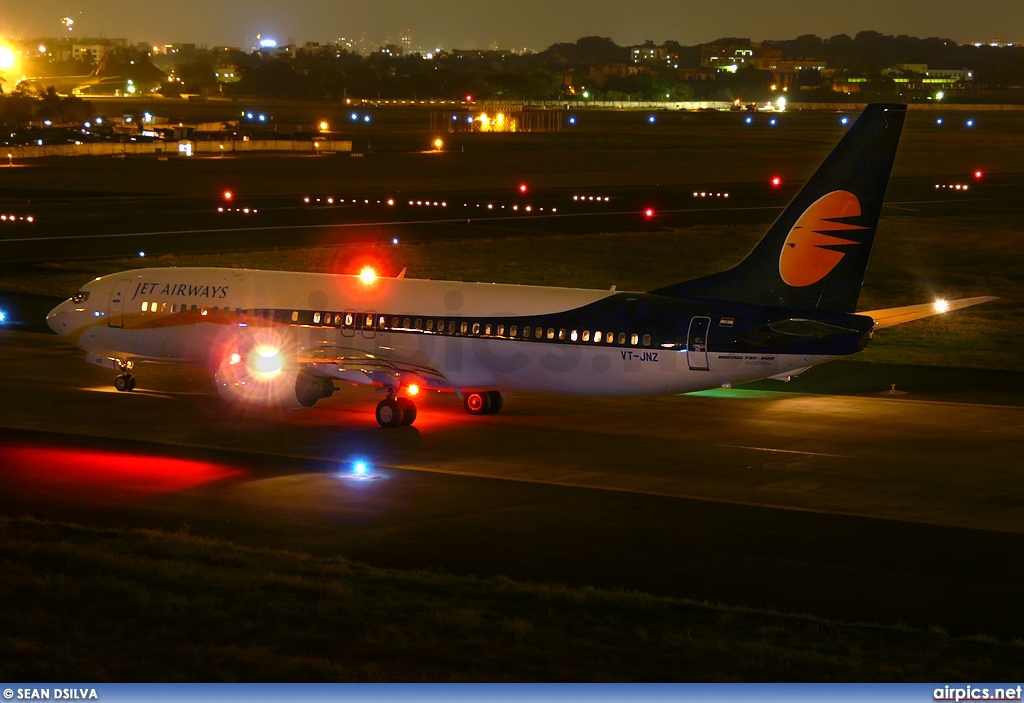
left=862, top=296, right=997, bottom=329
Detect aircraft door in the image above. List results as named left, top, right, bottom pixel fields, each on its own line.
left=361, top=311, right=376, bottom=339
left=108, top=279, right=131, bottom=328
left=686, top=316, right=711, bottom=370
left=341, top=310, right=356, bottom=338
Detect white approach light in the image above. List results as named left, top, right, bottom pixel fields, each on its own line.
left=934, top=299, right=950, bottom=313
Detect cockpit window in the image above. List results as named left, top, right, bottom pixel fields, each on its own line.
left=71, top=292, right=90, bottom=304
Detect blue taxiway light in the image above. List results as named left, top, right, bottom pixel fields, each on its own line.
left=841, top=117, right=849, bottom=125
left=0, top=310, right=7, bottom=323
left=966, top=119, right=975, bottom=127
left=745, top=116, right=752, bottom=124
left=937, top=118, right=944, bottom=125
left=568, top=116, right=576, bottom=125
left=648, top=115, right=656, bottom=124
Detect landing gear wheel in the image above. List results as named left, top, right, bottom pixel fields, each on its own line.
left=397, top=397, right=417, bottom=426
left=375, top=397, right=405, bottom=428
left=485, top=391, right=503, bottom=414
left=114, top=373, right=135, bottom=392
left=464, top=391, right=490, bottom=415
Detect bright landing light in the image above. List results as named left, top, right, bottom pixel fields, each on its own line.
left=253, top=346, right=283, bottom=375
left=934, top=299, right=950, bottom=313
left=0, top=47, right=15, bottom=70
left=359, top=266, right=377, bottom=284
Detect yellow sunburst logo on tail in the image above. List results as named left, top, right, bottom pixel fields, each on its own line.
left=779, top=190, right=868, bottom=287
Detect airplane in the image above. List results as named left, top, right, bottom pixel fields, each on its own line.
left=46, top=103, right=995, bottom=428
left=16, top=55, right=123, bottom=96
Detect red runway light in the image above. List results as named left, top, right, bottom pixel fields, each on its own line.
left=974, top=170, right=984, bottom=180
left=518, top=183, right=528, bottom=194
left=770, top=176, right=782, bottom=188
left=644, top=208, right=654, bottom=218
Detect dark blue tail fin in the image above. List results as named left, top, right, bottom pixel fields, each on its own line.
left=650, top=103, right=907, bottom=313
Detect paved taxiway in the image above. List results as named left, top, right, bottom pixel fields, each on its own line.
left=2, top=328, right=1023, bottom=636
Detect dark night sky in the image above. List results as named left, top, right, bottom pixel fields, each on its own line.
left=1, top=0, right=1021, bottom=50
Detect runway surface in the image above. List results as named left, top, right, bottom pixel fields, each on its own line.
left=2, top=329, right=1023, bottom=636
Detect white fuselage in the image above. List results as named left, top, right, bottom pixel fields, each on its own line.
left=48, top=267, right=832, bottom=396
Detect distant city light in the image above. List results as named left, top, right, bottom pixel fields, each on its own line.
left=318, top=120, right=329, bottom=132
left=0, top=47, right=15, bottom=70
left=433, top=137, right=443, bottom=150
left=259, top=38, right=278, bottom=49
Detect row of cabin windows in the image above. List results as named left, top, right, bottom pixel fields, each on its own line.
left=140, top=301, right=654, bottom=348
left=380, top=314, right=652, bottom=347
left=141, top=301, right=279, bottom=320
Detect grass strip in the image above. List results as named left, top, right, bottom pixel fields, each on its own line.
left=1, top=516, right=1022, bottom=681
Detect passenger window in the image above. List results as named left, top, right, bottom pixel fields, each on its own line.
left=379, top=315, right=387, bottom=328
left=594, top=331, right=602, bottom=343
left=472, top=323, right=481, bottom=334
left=391, top=317, right=399, bottom=328
left=264, top=309, right=271, bottom=320
left=536, top=328, right=544, bottom=339
left=448, top=321, right=457, bottom=334
left=558, top=329, right=566, bottom=340
left=365, top=314, right=375, bottom=328
left=546, top=328, right=555, bottom=339
left=460, top=321, right=468, bottom=334
left=485, top=324, right=492, bottom=335
left=570, top=330, right=578, bottom=341
left=141, top=302, right=148, bottom=312
left=291, top=311, right=299, bottom=322
left=523, top=326, right=530, bottom=337
left=583, top=330, right=591, bottom=342
left=617, top=332, right=626, bottom=345
left=162, top=303, right=168, bottom=313
left=404, top=317, right=411, bottom=329
left=642, top=334, right=651, bottom=346
left=415, top=319, right=423, bottom=330
left=201, top=307, right=209, bottom=316
left=193, top=305, right=199, bottom=313
left=497, top=325, right=505, bottom=336
left=631, top=333, right=639, bottom=345
left=509, top=325, right=517, bottom=336
left=426, top=319, right=434, bottom=331
left=607, top=332, right=614, bottom=343
left=313, top=312, right=321, bottom=324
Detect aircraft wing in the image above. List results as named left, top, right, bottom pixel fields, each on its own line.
left=295, top=345, right=454, bottom=390
left=861, top=296, right=998, bottom=330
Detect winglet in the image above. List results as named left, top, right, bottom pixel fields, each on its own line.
left=862, top=296, right=998, bottom=329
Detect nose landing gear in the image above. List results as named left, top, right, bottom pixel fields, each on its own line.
left=114, top=372, right=136, bottom=392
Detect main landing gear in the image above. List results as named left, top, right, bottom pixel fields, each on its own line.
left=375, top=391, right=417, bottom=428
left=114, top=372, right=136, bottom=392
left=464, top=391, right=503, bottom=416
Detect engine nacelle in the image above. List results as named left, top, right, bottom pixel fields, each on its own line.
left=214, top=338, right=333, bottom=409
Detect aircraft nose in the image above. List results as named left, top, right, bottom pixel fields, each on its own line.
left=47, top=300, right=70, bottom=335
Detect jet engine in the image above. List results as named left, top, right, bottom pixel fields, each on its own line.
left=213, top=328, right=333, bottom=409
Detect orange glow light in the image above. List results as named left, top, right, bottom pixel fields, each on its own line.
left=406, top=383, right=420, bottom=397
left=359, top=266, right=377, bottom=284
left=223, top=190, right=234, bottom=200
